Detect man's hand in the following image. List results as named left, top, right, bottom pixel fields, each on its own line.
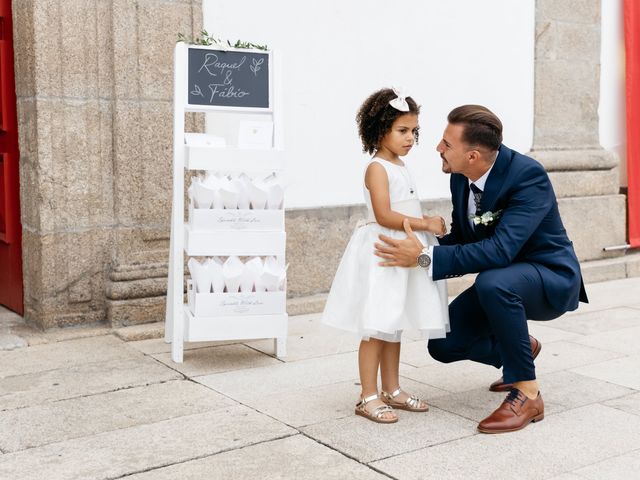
left=374, top=218, right=425, bottom=267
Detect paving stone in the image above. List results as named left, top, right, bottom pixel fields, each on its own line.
left=603, top=392, right=640, bottom=417
left=400, top=359, right=502, bottom=393
left=0, top=335, right=142, bottom=378
left=399, top=340, right=440, bottom=368
left=39, top=326, right=113, bottom=343
left=546, top=474, right=589, bottom=480
left=254, top=379, right=361, bottom=427
left=534, top=340, right=624, bottom=374
left=0, top=380, right=236, bottom=452
left=571, top=354, right=640, bottom=390
left=250, top=377, right=448, bottom=428
left=128, top=338, right=241, bottom=355
left=0, top=356, right=181, bottom=411
left=0, top=333, right=28, bottom=351
left=538, top=370, right=635, bottom=413
left=246, top=327, right=360, bottom=362
left=546, top=307, right=640, bottom=335
left=302, top=405, right=476, bottom=463
left=285, top=312, right=325, bottom=336
left=572, top=449, right=640, bottom=479
left=430, top=370, right=634, bottom=423
left=127, top=434, right=386, bottom=480
left=567, top=277, right=640, bottom=314
left=0, top=406, right=295, bottom=480
left=570, top=325, right=640, bottom=355
left=151, top=343, right=282, bottom=376
left=0, top=307, right=23, bottom=326
left=371, top=404, right=640, bottom=480
left=195, top=351, right=361, bottom=402
left=0, top=324, right=48, bottom=346
left=526, top=321, right=582, bottom=344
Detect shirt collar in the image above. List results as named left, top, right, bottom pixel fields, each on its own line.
left=468, top=151, right=499, bottom=191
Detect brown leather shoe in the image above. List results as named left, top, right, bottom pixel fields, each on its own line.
left=477, top=388, right=544, bottom=434
left=489, top=335, right=541, bottom=392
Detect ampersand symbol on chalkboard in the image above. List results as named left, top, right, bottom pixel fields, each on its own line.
left=250, top=58, right=264, bottom=76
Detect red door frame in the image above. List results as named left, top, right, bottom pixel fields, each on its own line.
left=0, top=0, right=23, bottom=314
left=625, top=0, right=640, bottom=248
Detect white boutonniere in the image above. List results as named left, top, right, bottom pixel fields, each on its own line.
left=469, top=209, right=503, bottom=226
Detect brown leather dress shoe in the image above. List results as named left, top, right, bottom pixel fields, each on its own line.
left=489, top=335, right=541, bottom=392
left=477, top=388, right=544, bottom=434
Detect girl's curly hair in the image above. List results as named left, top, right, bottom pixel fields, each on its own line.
left=356, top=88, right=420, bottom=155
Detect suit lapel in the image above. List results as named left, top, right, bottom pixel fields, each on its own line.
left=452, top=174, right=477, bottom=242
left=474, top=145, right=511, bottom=239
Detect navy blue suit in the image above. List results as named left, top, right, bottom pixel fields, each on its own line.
left=428, top=145, right=588, bottom=383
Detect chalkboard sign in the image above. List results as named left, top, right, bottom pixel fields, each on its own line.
left=187, top=47, right=270, bottom=109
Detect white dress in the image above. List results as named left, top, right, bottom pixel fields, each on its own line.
left=321, top=158, right=450, bottom=342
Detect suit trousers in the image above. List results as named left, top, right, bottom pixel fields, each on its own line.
left=428, top=262, right=563, bottom=384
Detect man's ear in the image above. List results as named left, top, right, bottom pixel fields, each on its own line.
left=468, top=149, right=481, bottom=164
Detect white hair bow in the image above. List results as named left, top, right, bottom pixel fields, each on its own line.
left=389, top=86, right=411, bottom=112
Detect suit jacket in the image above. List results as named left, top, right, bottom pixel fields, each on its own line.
left=434, top=144, right=588, bottom=313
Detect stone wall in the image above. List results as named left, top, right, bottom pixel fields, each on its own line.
left=14, top=0, right=202, bottom=328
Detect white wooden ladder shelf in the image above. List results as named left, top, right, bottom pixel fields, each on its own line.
left=165, top=42, right=287, bottom=363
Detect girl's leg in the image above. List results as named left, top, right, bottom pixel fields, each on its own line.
left=379, top=340, right=401, bottom=393
left=380, top=341, right=428, bottom=409
left=358, top=338, right=396, bottom=420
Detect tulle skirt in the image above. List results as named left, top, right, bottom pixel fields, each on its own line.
left=321, top=221, right=450, bottom=342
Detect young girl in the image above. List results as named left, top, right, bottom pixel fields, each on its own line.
left=321, top=87, right=449, bottom=424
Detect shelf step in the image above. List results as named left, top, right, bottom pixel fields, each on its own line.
left=184, top=225, right=286, bottom=256
left=183, top=307, right=288, bottom=342
left=186, top=145, right=284, bottom=171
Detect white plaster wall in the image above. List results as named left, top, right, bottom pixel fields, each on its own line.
left=204, top=0, right=535, bottom=208
left=600, top=0, right=627, bottom=186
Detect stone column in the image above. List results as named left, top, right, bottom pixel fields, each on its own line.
left=14, top=0, right=202, bottom=329
left=530, top=0, right=626, bottom=261
left=14, top=0, right=116, bottom=328
left=105, top=0, right=203, bottom=327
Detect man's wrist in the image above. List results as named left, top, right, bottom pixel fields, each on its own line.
left=416, top=247, right=431, bottom=268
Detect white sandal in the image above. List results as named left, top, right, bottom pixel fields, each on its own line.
left=355, top=393, right=398, bottom=424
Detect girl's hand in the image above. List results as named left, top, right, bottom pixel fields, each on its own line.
left=423, top=215, right=447, bottom=236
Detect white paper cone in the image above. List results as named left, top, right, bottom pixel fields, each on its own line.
left=232, top=177, right=251, bottom=209
left=245, top=257, right=265, bottom=292
left=202, top=172, right=222, bottom=188
left=222, top=256, right=243, bottom=292
left=263, top=256, right=286, bottom=291
left=188, top=258, right=211, bottom=293
left=206, top=258, right=225, bottom=293
left=239, top=266, right=255, bottom=292
left=248, top=182, right=268, bottom=210
left=260, top=270, right=280, bottom=292
left=212, top=190, right=223, bottom=209
left=219, top=188, right=239, bottom=210
left=194, top=182, right=216, bottom=209
left=267, top=184, right=284, bottom=210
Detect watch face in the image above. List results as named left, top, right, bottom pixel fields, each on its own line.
left=417, top=254, right=431, bottom=268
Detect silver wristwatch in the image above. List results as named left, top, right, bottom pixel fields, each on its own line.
left=417, top=247, right=431, bottom=268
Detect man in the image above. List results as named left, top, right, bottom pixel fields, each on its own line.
left=374, top=105, right=588, bottom=433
